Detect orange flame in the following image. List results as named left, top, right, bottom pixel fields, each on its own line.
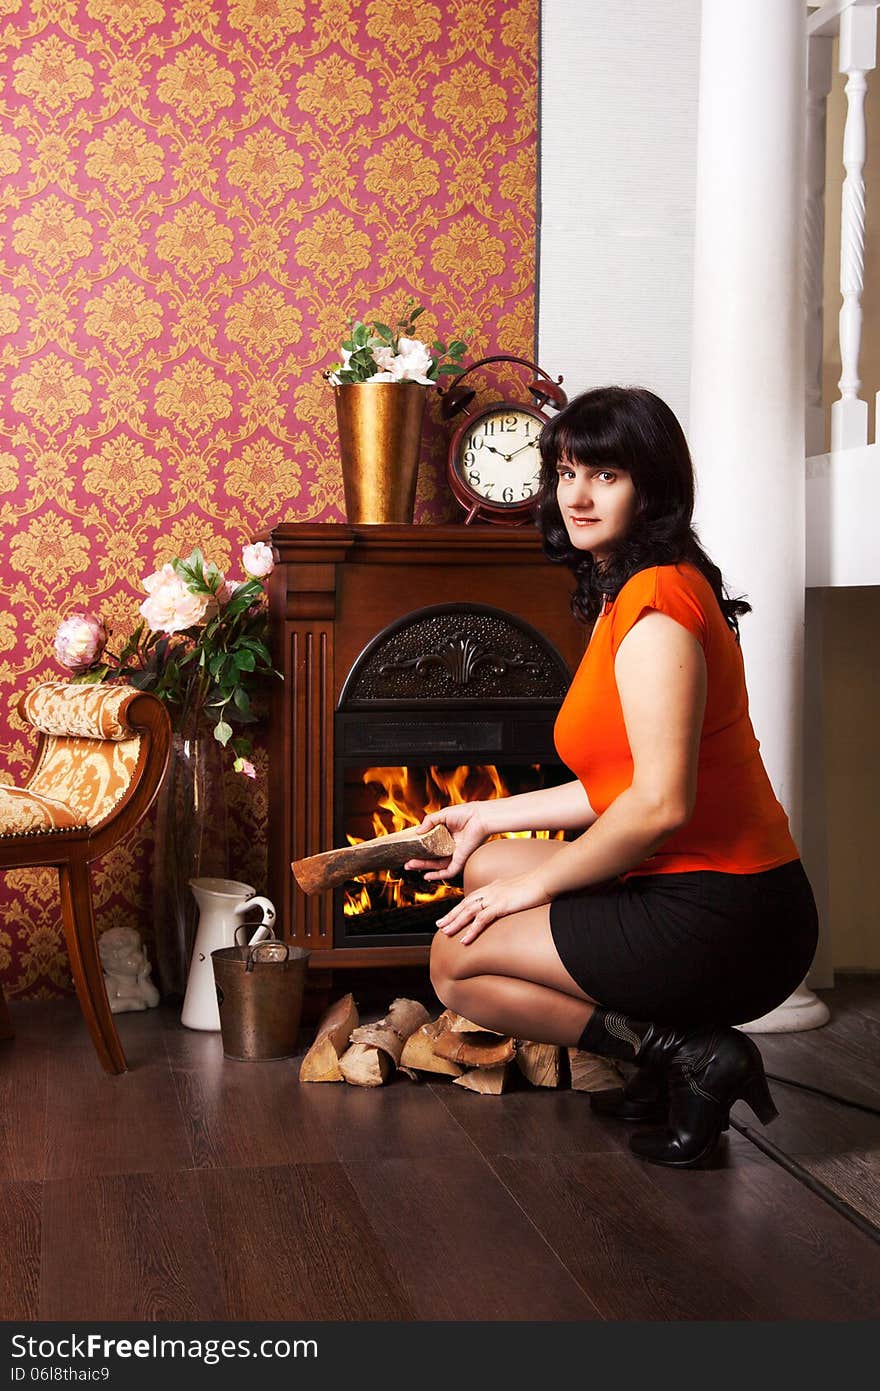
left=342, top=765, right=564, bottom=917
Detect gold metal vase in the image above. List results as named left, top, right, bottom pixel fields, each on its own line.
left=334, top=381, right=426, bottom=524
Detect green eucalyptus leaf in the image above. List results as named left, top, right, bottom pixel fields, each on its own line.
left=234, top=648, right=256, bottom=672
left=239, top=638, right=272, bottom=664
left=214, top=719, right=233, bottom=746
left=126, top=670, right=156, bottom=690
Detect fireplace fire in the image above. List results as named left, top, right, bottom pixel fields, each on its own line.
left=340, top=763, right=567, bottom=938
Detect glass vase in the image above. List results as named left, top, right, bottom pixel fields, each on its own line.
left=151, top=729, right=230, bottom=1000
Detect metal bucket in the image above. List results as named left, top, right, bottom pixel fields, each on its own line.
left=211, top=927, right=310, bottom=1061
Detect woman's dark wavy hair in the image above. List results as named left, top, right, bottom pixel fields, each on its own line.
left=537, top=385, right=751, bottom=641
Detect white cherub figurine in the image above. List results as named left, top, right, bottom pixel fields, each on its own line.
left=99, top=926, right=160, bottom=1014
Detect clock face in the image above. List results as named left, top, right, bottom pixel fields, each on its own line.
left=455, top=406, right=544, bottom=511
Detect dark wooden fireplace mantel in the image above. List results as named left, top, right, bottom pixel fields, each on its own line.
left=267, top=524, right=585, bottom=970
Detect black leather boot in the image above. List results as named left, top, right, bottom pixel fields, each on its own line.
left=576, top=1007, right=778, bottom=1168
left=589, top=1066, right=668, bottom=1123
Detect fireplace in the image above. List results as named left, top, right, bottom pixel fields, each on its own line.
left=333, top=601, right=571, bottom=947
left=267, top=525, right=586, bottom=969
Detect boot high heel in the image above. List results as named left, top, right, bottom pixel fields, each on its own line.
left=575, top=1008, right=777, bottom=1168
left=629, top=1028, right=778, bottom=1169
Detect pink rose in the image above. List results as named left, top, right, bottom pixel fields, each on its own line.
left=217, top=578, right=238, bottom=606
left=54, top=613, right=108, bottom=670
left=233, top=757, right=257, bottom=779
left=139, top=563, right=212, bottom=634
left=242, top=542, right=274, bottom=578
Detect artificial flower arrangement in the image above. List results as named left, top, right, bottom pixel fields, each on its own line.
left=326, top=298, right=468, bottom=385
left=53, top=542, right=279, bottom=776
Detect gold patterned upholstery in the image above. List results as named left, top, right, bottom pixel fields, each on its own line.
left=0, top=785, right=87, bottom=836
left=1, top=683, right=145, bottom=837
left=0, top=681, right=171, bottom=1074
left=20, top=681, right=143, bottom=741
left=28, top=735, right=143, bottom=829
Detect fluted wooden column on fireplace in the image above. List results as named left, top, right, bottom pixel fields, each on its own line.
left=266, top=524, right=585, bottom=971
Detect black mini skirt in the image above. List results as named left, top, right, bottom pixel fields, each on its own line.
left=549, top=858, right=819, bottom=1027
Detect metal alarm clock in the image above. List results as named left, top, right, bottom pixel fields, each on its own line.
left=440, top=355, right=567, bottom=525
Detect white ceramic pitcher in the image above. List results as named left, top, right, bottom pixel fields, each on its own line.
left=181, top=877, right=277, bottom=1032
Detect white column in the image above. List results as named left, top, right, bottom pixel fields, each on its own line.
left=688, top=1, right=828, bottom=1031
left=805, top=35, right=833, bottom=457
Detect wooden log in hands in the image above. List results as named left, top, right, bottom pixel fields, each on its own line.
left=292, top=823, right=455, bottom=895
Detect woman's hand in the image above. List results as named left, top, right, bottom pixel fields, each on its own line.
left=435, top=871, right=551, bottom=945
left=404, top=803, right=490, bottom=880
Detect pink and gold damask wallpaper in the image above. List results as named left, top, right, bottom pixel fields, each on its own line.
left=0, top=0, right=538, bottom=998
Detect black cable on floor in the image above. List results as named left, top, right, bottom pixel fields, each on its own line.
left=765, top=1070, right=880, bottom=1119
left=730, top=1117, right=880, bottom=1246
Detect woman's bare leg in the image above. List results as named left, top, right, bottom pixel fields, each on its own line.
left=429, top=838, right=599, bottom=1046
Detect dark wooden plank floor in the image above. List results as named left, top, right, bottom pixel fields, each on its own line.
left=2, top=976, right=879, bottom=1322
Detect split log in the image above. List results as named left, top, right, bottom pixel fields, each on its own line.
left=432, top=1029, right=516, bottom=1069
left=444, top=1011, right=505, bottom=1036
left=567, top=1049, right=626, bottom=1093
left=339, top=1043, right=392, bottom=1087
left=348, top=997, right=431, bottom=1069
left=516, top=1041, right=561, bottom=1088
left=453, top=1064, right=511, bottom=1095
left=400, top=1016, right=465, bottom=1078
left=292, top=824, right=455, bottom=894
left=299, top=992, right=359, bottom=1083
left=338, top=998, right=431, bottom=1087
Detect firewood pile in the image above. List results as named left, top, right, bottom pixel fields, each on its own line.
left=299, top=993, right=625, bottom=1096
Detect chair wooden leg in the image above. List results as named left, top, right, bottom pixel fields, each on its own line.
left=58, top=859, right=127, bottom=1074
left=0, top=984, right=13, bottom=1042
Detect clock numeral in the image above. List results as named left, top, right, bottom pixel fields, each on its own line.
left=502, top=486, right=514, bottom=503
left=467, top=470, right=481, bottom=487
left=464, top=450, right=476, bottom=467
left=503, top=416, right=518, bottom=432
left=482, top=420, right=496, bottom=436
left=521, top=483, right=535, bottom=498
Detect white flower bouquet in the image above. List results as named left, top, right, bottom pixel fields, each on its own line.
left=326, top=299, right=468, bottom=386
left=53, top=543, right=279, bottom=774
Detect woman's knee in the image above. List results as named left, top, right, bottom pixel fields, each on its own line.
left=462, top=837, right=562, bottom=894
left=429, top=928, right=459, bottom=1000
left=462, top=842, right=500, bottom=894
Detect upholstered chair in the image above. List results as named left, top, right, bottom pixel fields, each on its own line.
left=0, top=682, right=171, bottom=1073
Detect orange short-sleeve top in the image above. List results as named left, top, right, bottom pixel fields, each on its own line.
left=553, top=562, right=800, bottom=878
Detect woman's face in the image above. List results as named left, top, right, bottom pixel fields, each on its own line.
left=555, top=456, right=638, bottom=560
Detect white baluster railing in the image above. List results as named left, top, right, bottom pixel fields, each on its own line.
left=807, top=0, right=879, bottom=452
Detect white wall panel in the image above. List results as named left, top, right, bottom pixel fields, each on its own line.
left=538, top=0, right=701, bottom=425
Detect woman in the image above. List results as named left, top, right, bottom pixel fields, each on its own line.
left=408, top=386, right=819, bottom=1170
